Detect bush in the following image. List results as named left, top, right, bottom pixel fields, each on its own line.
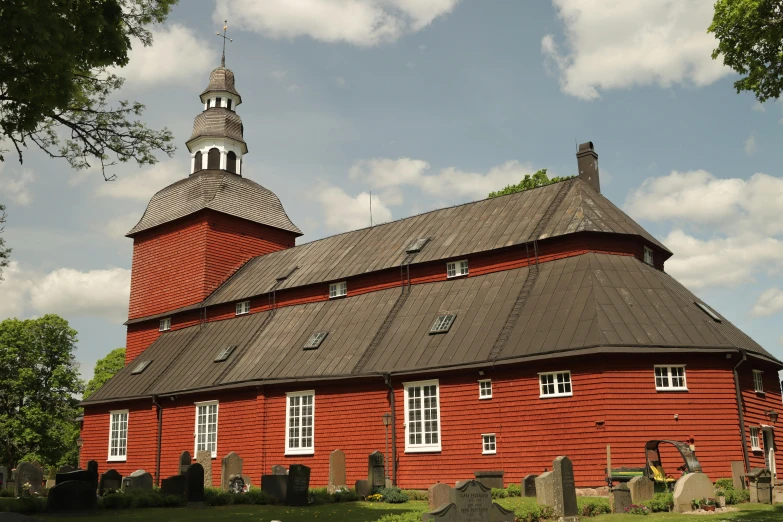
left=0, top=490, right=15, bottom=498
left=331, top=489, right=359, bottom=502
left=725, top=488, right=750, bottom=505
left=625, top=504, right=651, bottom=515
left=579, top=497, right=610, bottom=517
left=714, top=478, right=734, bottom=490
left=491, top=488, right=508, bottom=499
left=507, top=483, right=522, bottom=497
left=0, top=496, right=47, bottom=514
left=641, top=492, right=673, bottom=512
left=401, top=489, right=428, bottom=501
left=98, top=489, right=185, bottom=510
left=515, top=504, right=554, bottom=522
left=204, top=487, right=232, bottom=506
left=373, top=487, right=409, bottom=504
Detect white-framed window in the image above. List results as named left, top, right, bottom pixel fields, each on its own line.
left=482, top=433, right=496, bottom=455
left=159, top=317, right=171, bottom=331
left=539, top=371, right=572, bottom=398
left=446, top=260, right=469, bottom=278
left=753, top=370, right=764, bottom=393
left=194, top=401, right=218, bottom=458
left=654, top=365, right=687, bottom=391
left=108, top=410, right=129, bottom=461
left=285, top=391, right=315, bottom=455
left=479, top=379, right=492, bottom=399
left=236, top=300, right=250, bottom=315
left=329, top=281, right=347, bottom=298
left=644, top=246, right=654, bottom=266
left=430, top=314, right=456, bottom=334
left=404, top=379, right=441, bottom=452
left=750, top=427, right=761, bottom=451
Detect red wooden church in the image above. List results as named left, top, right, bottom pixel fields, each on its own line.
left=81, top=63, right=782, bottom=489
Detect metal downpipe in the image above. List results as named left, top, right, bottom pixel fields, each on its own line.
left=384, top=373, right=398, bottom=486
left=732, top=350, right=750, bottom=473
left=152, top=395, right=163, bottom=486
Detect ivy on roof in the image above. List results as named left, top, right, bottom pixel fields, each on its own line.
left=487, top=169, right=574, bottom=199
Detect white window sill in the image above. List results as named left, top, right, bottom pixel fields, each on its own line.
left=236, top=312, right=248, bottom=316
left=107, top=456, right=127, bottom=462
left=482, top=451, right=497, bottom=455
left=751, top=446, right=762, bottom=452
left=755, top=390, right=765, bottom=395
left=405, top=446, right=442, bottom=453
left=329, top=295, right=347, bottom=299
left=285, top=449, right=314, bottom=456
left=447, top=273, right=468, bottom=279
left=479, top=396, right=492, bottom=400
left=656, top=387, right=688, bottom=392
left=539, top=393, right=573, bottom=398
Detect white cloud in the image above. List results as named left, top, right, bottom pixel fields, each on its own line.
left=110, top=24, right=217, bottom=88
left=315, top=186, right=392, bottom=232
left=287, top=84, right=300, bottom=93
left=96, top=160, right=182, bottom=200
left=752, top=287, right=783, bottom=317
left=752, top=103, right=766, bottom=113
left=744, top=135, right=758, bottom=157
left=543, top=0, right=728, bottom=99
left=103, top=213, right=141, bottom=239
left=271, top=70, right=288, bottom=81
left=0, top=167, right=35, bottom=205
left=334, top=76, right=347, bottom=87
left=214, top=0, right=459, bottom=46
left=0, top=262, right=32, bottom=318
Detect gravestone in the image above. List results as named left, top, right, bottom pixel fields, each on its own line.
left=428, top=483, right=454, bottom=511
left=242, top=475, right=252, bottom=488
left=537, top=457, right=578, bottom=520
left=368, top=451, right=385, bottom=488
left=523, top=474, right=537, bottom=497
left=422, top=480, right=515, bottom=522
left=272, top=464, right=288, bottom=475
left=179, top=451, right=192, bottom=475
left=15, top=462, right=44, bottom=496
left=731, top=461, right=746, bottom=490
left=0, top=466, right=6, bottom=491
left=99, top=469, right=123, bottom=495
left=261, top=474, right=288, bottom=502
left=285, top=464, right=311, bottom=506
left=87, top=461, right=98, bottom=480
left=229, top=475, right=245, bottom=493
left=185, top=463, right=205, bottom=506
left=475, top=470, right=504, bottom=489
left=196, top=450, right=212, bottom=488
left=221, top=452, right=243, bottom=492
left=122, top=470, right=153, bottom=492
left=57, top=465, right=76, bottom=475
left=611, top=483, right=632, bottom=514
left=355, top=479, right=372, bottom=497
left=161, top=474, right=187, bottom=498
left=55, top=469, right=96, bottom=487
left=535, top=471, right=554, bottom=508
left=672, top=472, right=714, bottom=513
left=628, top=476, right=654, bottom=504
left=328, top=449, right=347, bottom=493
left=46, top=480, right=98, bottom=513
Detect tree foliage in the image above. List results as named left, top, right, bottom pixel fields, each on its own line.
left=488, top=169, right=572, bottom=198
left=0, top=204, right=9, bottom=282
left=84, top=347, right=126, bottom=399
left=0, top=0, right=178, bottom=179
left=0, top=315, right=84, bottom=469
left=710, top=0, right=783, bottom=102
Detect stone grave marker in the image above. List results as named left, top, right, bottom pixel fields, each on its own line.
left=611, top=483, right=632, bottom=514
left=46, top=480, right=97, bottom=513
left=242, top=475, right=252, bottom=488
left=87, top=461, right=98, bottom=480
left=55, top=469, right=96, bottom=487
left=179, top=451, right=192, bottom=475
left=272, top=464, right=288, bottom=475
left=628, top=476, right=654, bottom=504
left=553, top=456, right=578, bottom=520
left=422, top=480, right=514, bottom=522
left=428, top=483, right=454, bottom=511
left=285, top=464, right=311, bottom=506
left=15, top=462, right=43, bottom=496
left=185, top=463, right=205, bottom=506
left=99, top=469, right=123, bottom=495
left=0, top=466, right=6, bottom=491
left=161, top=474, right=187, bottom=498
left=355, top=479, right=372, bottom=497
left=122, top=470, right=153, bottom=492
left=328, top=449, right=346, bottom=493
left=261, top=474, right=288, bottom=502
left=368, top=451, right=385, bottom=488
left=221, top=452, right=243, bottom=492
left=534, top=471, right=554, bottom=508
left=672, top=472, right=714, bottom=513
left=57, top=465, right=77, bottom=475
left=731, top=461, right=746, bottom=490
left=229, top=475, right=245, bottom=493
left=522, top=474, right=537, bottom=497
left=474, top=470, right=504, bottom=489
left=196, top=450, right=212, bottom=488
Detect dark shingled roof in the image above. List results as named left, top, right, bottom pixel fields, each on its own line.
left=200, top=67, right=241, bottom=103
left=187, top=108, right=247, bottom=153
left=126, top=170, right=302, bottom=237
left=84, top=253, right=779, bottom=404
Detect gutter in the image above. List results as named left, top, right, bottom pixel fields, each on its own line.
left=732, top=350, right=750, bottom=473
left=383, top=373, right=398, bottom=486
left=152, top=395, right=163, bottom=486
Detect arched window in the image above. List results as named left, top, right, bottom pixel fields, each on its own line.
left=226, top=151, right=237, bottom=173
left=216, top=97, right=222, bottom=107
left=207, top=148, right=220, bottom=170
left=194, top=151, right=202, bottom=172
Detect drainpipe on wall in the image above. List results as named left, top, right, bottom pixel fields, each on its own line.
left=383, top=374, right=398, bottom=486
left=732, top=350, right=750, bottom=473
left=152, top=395, right=163, bottom=486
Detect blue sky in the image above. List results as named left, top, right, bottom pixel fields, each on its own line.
left=1, top=0, right=782, bottom=381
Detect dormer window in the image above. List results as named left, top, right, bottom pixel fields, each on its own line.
left=644, top=246, right=654, bottom=266
left=447, top=260, right=468, bottom=278
left=227, top=99, right=233, bottom=111
left=329, top=282, right=347, bottom=298
left=206, top=99, right=211, bottom=109
left=216, top=97, right=222, bottom=108
left=159, top=318, right=171, bottom=331
left=236, top=300, right=250, bottom=315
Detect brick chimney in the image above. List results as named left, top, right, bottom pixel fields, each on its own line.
left=576, top=141, right=600, bottom=193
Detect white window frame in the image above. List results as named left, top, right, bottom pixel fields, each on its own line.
left=538, top=371, right=573, bottom=398
left=285, top=390, right=315, bottom=456
left=194, top=400, right=219, bottom=458
left=753, top=370, right=764, bottom=393
left=446, top=259, right=469, bottom=278
left=403, top=379, right=442, bottom=453
left=654, top=365, right=688, bottom=391
left=159, top=317, right=171, bottom=331
left=643, top=246, right=654, bottom=266
left=235, top=300, right=250, bottom=315
left=329, top=281, right=347, bottom=298
left=108, top=409, right=129, bottom=462
left=479, top=379, right=492, bottom=399
left=750, top=427, right=761, bottom=451
left=482, top=433, right=497, bottom=455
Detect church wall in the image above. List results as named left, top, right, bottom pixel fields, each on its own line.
left=125, top=322, right=161, bottom=365
left=739, top=359, right=783, bottom=470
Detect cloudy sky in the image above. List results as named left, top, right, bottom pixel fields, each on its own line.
left=2, top=0, right=783, bottom=381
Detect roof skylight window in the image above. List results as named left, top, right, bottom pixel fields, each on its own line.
left=304, top=332, right=328, bottom=349
left=695, top=302, right=721, bottom=323
left=214, top=345, right=237, bottom=362
left=406, top=238, right=430, bottom=254
left=430, top=314, right=456, bottom=334
left=131, top=360, right=152, bottom=375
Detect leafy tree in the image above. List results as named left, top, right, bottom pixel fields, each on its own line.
left=0, top=315, right=84, bottom=469
left=488, top=169, right=572, bottom=198
left=710, top=0, right=783, bottom=102
left=0, top=204, right=9, bottom=282
left=84, top=347, right=126, bottom=399
left=0, top=0, right=178, bottom=179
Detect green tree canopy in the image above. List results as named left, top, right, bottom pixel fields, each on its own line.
left=0, top=315, right=84, bottom=469
left=0, top=0, right=178, bottom=179
left=0, top=204, right=9, bottom=281
left=84, top=347, right=126, bottom=399
left=488, top=169, right=572, bottom=198
left=710, top=0, right=783, bottom=102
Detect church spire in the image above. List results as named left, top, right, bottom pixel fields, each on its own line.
left=216, top=20, right=232, bottom=68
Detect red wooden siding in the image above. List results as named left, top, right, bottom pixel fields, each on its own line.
left=740, top=361, right=783, bottom=470
left=125, top=323, right=160, bottom=365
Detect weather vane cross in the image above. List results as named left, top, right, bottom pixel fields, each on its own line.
left=216, top=20, right=232, bottom=67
